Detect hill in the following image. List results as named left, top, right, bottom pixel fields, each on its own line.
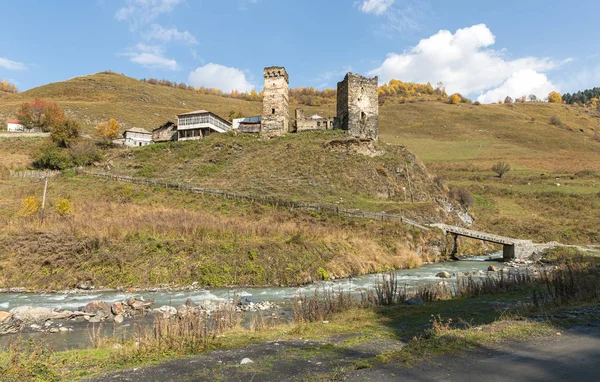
left=1, top=71, right=600, bottom=246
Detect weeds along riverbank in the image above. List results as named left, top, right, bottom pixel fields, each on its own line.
left=1, top=259, right=598, bottom=381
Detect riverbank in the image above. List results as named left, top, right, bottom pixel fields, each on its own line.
left=1, top=260, right=598, bottom=381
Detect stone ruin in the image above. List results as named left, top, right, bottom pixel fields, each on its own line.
left=259, top=67, right=379, bottom=141
left=261, top=66, right=290, bottom=137
left=335, top=73, right=379, bottom=141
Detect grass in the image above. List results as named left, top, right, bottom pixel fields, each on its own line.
left=0, top=174, right=439, bottom=290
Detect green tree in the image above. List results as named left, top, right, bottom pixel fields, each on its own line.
left=491, top=161, right=511, bottom=178
left=51, top=119, right=80, bottom=148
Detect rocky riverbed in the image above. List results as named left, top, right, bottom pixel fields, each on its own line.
left=0, top=296, right=276, bottom=336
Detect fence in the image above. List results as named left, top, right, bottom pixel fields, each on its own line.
left=80, top=170, right=431, bottom=231
left=9, top=170, right=62, bottom=179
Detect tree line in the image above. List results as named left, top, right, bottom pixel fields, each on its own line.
left=562, top=88, right=600, bottom=106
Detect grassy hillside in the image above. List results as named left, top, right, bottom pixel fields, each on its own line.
left=1, top=71, right=599, bottom=245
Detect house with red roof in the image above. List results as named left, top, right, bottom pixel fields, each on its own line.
left=6, top=119, right=24, bottom=132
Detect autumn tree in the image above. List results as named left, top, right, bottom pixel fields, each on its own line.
left=528, top=94, right=537, bottom=102
left=548, top=91, right=562, bottom=104
left=504, top=96, right=513, bottom=104
left=491, top=161, right=511, bottom=178
left=16, top=99, right=66, bottom=132
left=0, top=79, right=18, bottom=93
left=95, top=119, right=120, bottom=145
left=449, top=93, right=462, bottom=104
left=51, top=119, right=81, bottom=148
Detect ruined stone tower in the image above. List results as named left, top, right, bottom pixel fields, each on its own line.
left=336, top=73, right=379, bottom=141
left=261, top=66, right=289, bottom=137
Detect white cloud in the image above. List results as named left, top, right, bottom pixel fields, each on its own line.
left=477, top=70, right=557, bottom=103
left=188, top=63, right=254, bottom=92
left=123, top=44, right=178, bottom=70
left=145, top=24, right=197, bottom=44
left=115, top=0, right=182, bottom=29
left=0, top=57, right=27, bottom=71
left=360, top=0, right=395, bottom=15
left=370, top=24, right=566, bottom=103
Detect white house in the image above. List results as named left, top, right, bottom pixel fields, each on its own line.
left=177, top=110, right=232, bottom=141
left=123, top=127, right=153, bottom=147
left=6, top=119, right=24, bottom=132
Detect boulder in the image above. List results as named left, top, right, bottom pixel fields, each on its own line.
left=76, top=280, right=94, bottom=290
left=83, top=301, right=110, bottom=315
left=111, top=302, right=125, bottom=316
left=404, top=298, right=424, bottom=306
left=88, top=316, right=102, bottom=323
left=10, top=306, right=55, bottom=322
left=126, top=297, right=136, bottom=306
left=0, top=311, right=12, bottom=324
left=240, top=358, right=254, bottom=365
left=159, top=306, right=177, bottom=317
left=49, top=327, right=59, bottom=333
left=436, top=271, right=452, bottom=279
left=113, top=314, right=124, bottom=324
left=488, top=265, right=498, bottom=272
left=131, top=300, right=153, bottom=311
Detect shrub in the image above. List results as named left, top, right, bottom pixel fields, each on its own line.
left=69, top=140, right=103, bottom=166
left=34, top=142, right=74, bottom=170
left=550, top=115, right=562, bottom=126
left=19, top=197, right=42, bottom=217
left=317, top=267, right=329, bottom=281
left=473, top=101, right=481, bottom=106
left=504, top=96, right=513, bottom=104
left=491, top=161, right=511, bottom=178
left=452, top=188, right=474, bottom=210
left=55, top=198, right=73, bottom=217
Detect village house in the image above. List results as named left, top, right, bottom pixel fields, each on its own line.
left=233, top=116, right=261, bottom=133
left=123, top=127, right=153, bottom=147
left=152, top=121, right=178, bottom=142
left=294, top=109, right=333, bottom=132
left=177, top=110, right=232, bottom=141
left=6, top=119, right=25, bottom=132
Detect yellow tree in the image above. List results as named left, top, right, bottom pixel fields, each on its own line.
left=96, top=119, right=120, bottom=145
left=548, top=91, right=562, bottom=103
left=449, top=93, right=462, bottom=104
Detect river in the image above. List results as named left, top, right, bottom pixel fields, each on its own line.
left=0, top=253, right=502, bottom=350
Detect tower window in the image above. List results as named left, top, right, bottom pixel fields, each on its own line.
left=272, top=108, right=275, bottom=114
left=361, top=112, right=367, bottom=122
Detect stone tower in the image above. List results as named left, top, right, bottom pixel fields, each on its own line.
left=336, top=73, right=379, bottom=141
left=261, top=66, right=289, bottom=137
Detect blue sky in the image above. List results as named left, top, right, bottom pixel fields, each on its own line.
left=2, top=0, right=599, bottom=103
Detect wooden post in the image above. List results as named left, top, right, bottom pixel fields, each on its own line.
left=40, top=171, right=49, bottom=223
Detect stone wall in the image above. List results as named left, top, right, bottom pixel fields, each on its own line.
left=335, top=73, right=379, bottom=141
left=261, top=66, right=289, bottom=137
left=295, top=109, right=333, bottom=132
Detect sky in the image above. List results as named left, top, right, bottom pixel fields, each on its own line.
left=2, top=0, right=600, bottom=103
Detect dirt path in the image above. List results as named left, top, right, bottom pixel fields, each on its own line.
left=84, top=325, right=600, bottom=381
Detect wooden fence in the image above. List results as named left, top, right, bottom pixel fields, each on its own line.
left=9, top=170, right=62, bottom=179
left=80, top=170, right=431, bottom=231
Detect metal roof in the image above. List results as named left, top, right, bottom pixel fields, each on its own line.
left=177, top=109, right=209, bottom=116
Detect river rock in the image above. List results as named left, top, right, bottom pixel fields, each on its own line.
left=131, top=300, right=154, bottom=311
left=49, top=327, right=59, bottom=333
left=240, top=358, right=254, bottom=365
left=488, top=265, right=498, bottom=272
left=89, top=316, right=102, bottom=323
left=111, top=302, right=125, bottom=315
left=404, top=297, right=424, bottom=306
left=0, top=311, right=12, bottom=323
left=159, top=305, right=177, bottom=317
left=76, top=280, right=94, bottom=290
left=436, top=272, right=452, bottom=279
left=83, top=301, right=110, bottom=315
left=113, top=314, right=124, bottom=324
left=10, top=306, right=55, bottom=322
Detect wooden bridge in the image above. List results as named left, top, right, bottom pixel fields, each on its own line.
left=430, top=224, right=534, bottom=261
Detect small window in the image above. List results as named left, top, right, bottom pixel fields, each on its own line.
left=361, top=112, right=367, bottom=122
left=272, top=108, right=275, bottom=114
left=138, top=142, right=142, bottom=147
left=317, top=121, right=321, bottom=127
